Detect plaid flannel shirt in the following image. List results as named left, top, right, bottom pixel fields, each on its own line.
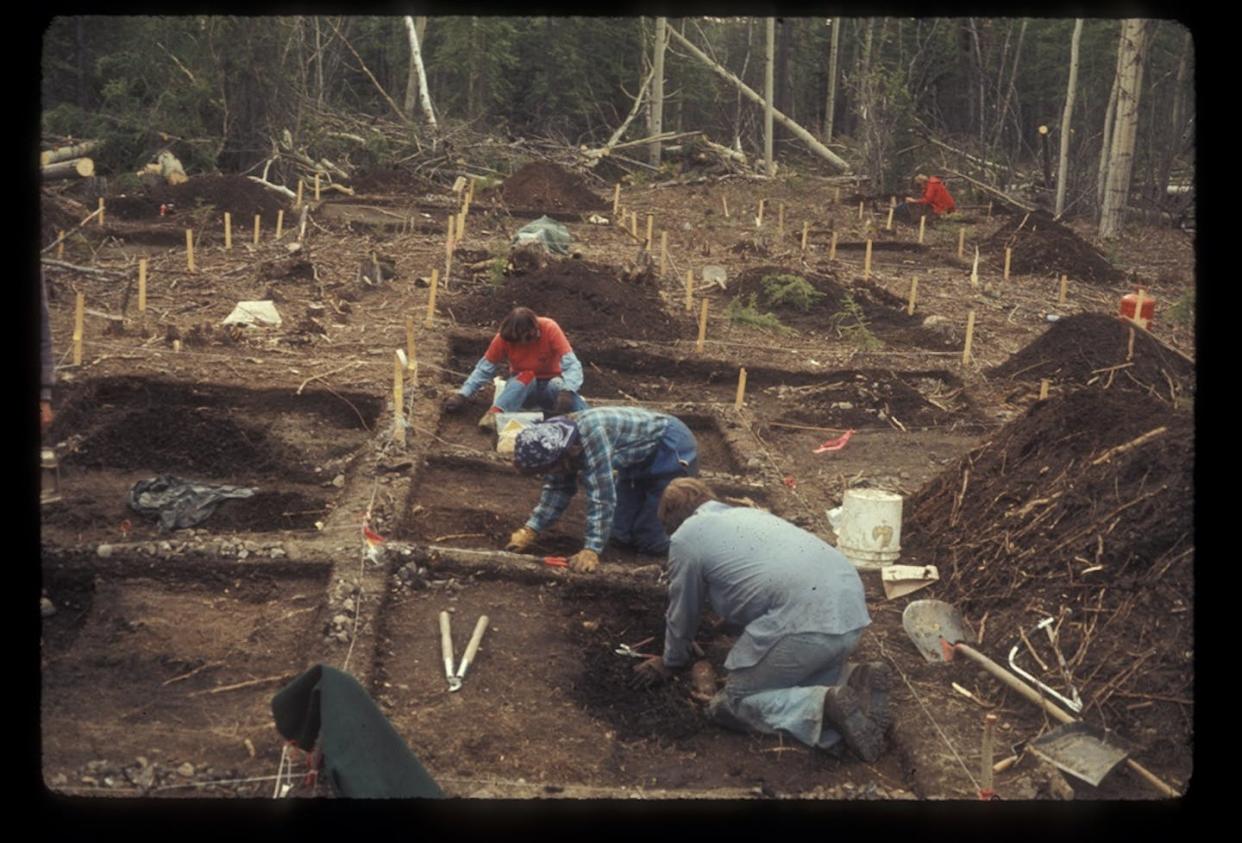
left=525, top=407, right=671, bottom=552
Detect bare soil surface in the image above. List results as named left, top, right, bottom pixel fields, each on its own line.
left=39, top=162, right=1194, bottom=801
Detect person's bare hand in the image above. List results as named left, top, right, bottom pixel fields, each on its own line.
left=631, top=656, right=672, bottom=689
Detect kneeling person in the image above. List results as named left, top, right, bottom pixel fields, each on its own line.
left=505, top=407, right=698, bottom=573
left=633, top=478, right=892, bottom=761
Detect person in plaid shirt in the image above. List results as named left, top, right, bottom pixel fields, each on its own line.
left=506, top=407, right=698, bottom=573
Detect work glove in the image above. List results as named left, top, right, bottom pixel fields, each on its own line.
left=505, top=525, right=538, bottom=553
left=567, top=548, right=599, bottom=574
left=630, top=656, right=672, bottom=689
left=443, top=393, right=467, bottom=413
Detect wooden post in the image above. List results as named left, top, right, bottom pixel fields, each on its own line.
left=734, top=367, right=748, bottom=410
left=970, top=247, right=980, bottom=287
left=57, top=230, right=65, bottom=260
left=906, top=277, right=918, bottom=316
left=885, top=204, right=895, bottom=231
left=1003, top=247, right=1012, bottom=281
left=696, top=299, right=709, bottom=353
left=1058, top=274, right=1068, bottom=305
left=1127, top=327, right=1136, bottom=361
left=446, top=215, right=455, bottom=265
left=829, top=231, right=838, bottom=260
left=185, top=229, right=195, bottom=272
left=173, top=339, right=182, bottom=353
left=757, top=198, right=765, bottom=227
left=98, top=197, right=105, bottom=227
left=645, top=213, right=654, bottom=251
left=801, top=220, right=810, bottom=253
left=138, top=259, right=148, bottom=313
left=467, top=178, right=475, bottom=208
left=858, top=200, right=865, bottom=221
left=685, top=269, right=694, bottom=313
left=612, top=183, right=621, bottom=215
left=918, top=215, right=926, bottom=245
left=834, top=187, right=841, bottom=203
left=224, top=212, right=232, bottom=251
left=958, top=227, right=966, bottom=258
left=864, top=238, right=873, bottom=279
left=659, top=231, right=668, bottom=276
left=630, top=211, right=638, bottom=239
left=314, top=173, right=321, bottom=201
left=253, top=215, right=261, bottom=246
left=393, top=350, right=405, bottom=444
left=425, top=269, right=439, bottom=324
left=1039, top=379, right=1050, bottom=400
left=987, top=201, right=993, bottom=219
left=296, top=179, right=304, bottom=208
left=722, top=195, right=730, bottom=218
left=72, top=292, right=84, bottom=366
left=616, top=206, right=625, bottom=228
left=1133, top=288, right=1149, bottom=329
left=777, top=202, right=785, bottom=239
left=458, top=208, right=467, bottom=241
left=962, top=309, right=976, bottom=364
left=276, top=210, right=284, bottom=240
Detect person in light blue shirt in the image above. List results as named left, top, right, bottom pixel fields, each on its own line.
left=632, top=477, right=892, bottom=761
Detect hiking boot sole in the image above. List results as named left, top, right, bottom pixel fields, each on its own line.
left=851, top=661, right=895, bottom=733
left=823, top=685, right=886, bottom=763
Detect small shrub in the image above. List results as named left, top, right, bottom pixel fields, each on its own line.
left=1167, top=288, right=1195, bottom=328
left=488, top=257, right=507, bottom=289
left=727, top=293, right=794, bottom=335
left=828, top=292, right=883, bottom=350
left=761, top=273, right=824, bottom=312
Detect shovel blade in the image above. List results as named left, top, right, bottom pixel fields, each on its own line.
left=1028, top=722, right=1132, bottom=787
left=902, top=599, right=969, bottom=663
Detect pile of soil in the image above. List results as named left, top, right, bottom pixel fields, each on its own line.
left=988, top=313, right=1195, bottom=401
left=501, top=162, right=608, bottom=213
left=452, top=259, right=683, bottom=341
left=983, top=210, right=1123, bottom=283
left=729, top=266, right=958, bottom=350
left=349, top=166, right=437, bottom=195
left=108, top=175, right=290, bottom=221
left=775, top=370, right=972, bottom=431
left=903, top=388, right=1193, bottom=754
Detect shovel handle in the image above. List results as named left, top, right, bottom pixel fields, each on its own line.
left=955, top=642, right=1182, bottom=798
left=439, top=611, right=455, bottom=677
left=457, top=615, right=490, bottom=677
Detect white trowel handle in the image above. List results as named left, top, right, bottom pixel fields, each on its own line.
left=455, top=615, right=490, bottom=679
left=439, top=611, right=455, bottom=679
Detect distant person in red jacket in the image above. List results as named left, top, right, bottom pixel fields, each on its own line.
left=895, top=174, right=955, bottom=225
left=443, top=307, right=588, bottom=430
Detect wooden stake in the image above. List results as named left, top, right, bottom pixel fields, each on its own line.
left=685, top=269, right=694, bottom=313
left=406, top=316, right=417, bottom=371
left=696, top=299, right=709, bottom=353
left=467, top=178, right=475, bottom=207
left=138, top=259, right=147, bottom=313
left=426, top=268, right=439, bottom=324
left=612, top=183, right=621, bottom=215
left=616, top=205, right=625, bottom=227
left=276, top=209, right=284, bottom=240
left=1039, top=379, right=1050, bottom=400
left=864, top=238, right=873, bottom=279
left=1003, top=247, right=1012, bottom=281
left=987, top=200, right=993, bottom=219
left=296, top=179, right=304, bottom=208
left=858, top=200, right=865, bottom=221
left=72, top=292, right=84, bottom=366
left=958, top=227, right=966, bottom=258
left=777, top=202, right=785, bottom=238
left=734, top=367, right=748, bottom=410
left=630, top=211, right=638, bottom=239
left=834, top=186, right=841, bottom=203
left=757, top=198, right=765, bottom=227
left=393, top=350, right=405, bottom=443
left=659, top=231, right=668, bottom=276
left=446, top=216, right=455, bottom=277
left=98, top=197, right=105, bottom=227
left=801, top=220, right=810, bottom=253
left=1133, top=288, right=1149, bottom=329
left=885, top=205, right=895, bottom=231
left=185, top=229, right=195, bottom=272
left=906, top=277, right=918, bottom=316
left=458, top=209, right=467, bottom=241
left=1127, top=327, right=1136, bottom=361
left=224, top=212, right=232, bottom=251
left=173, top=339, right=181, bottom=353
left=970, top=247, right=980, bottom=287
left=829, top=231, right=838, bottom=260
left=918, top=215, right=926, bottom=244
left=962, top=309, right=976, bottom=364
left=57, top=230, right=65, bottom=259
left=722, top=195, right=730, bottom=218
left=1058, top=274, right=1068, bottom=305
left=645, top=213, right=654, bottom=251
left=314, top=173, right=321, bottom=201
left=253, top=214, right=261, bottom=246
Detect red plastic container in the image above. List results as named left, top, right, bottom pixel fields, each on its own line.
left=1119, top=292, right=1156, bottom=326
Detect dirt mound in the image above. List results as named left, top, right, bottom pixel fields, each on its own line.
left=114, top=175, right=290, bottom=220
left=729, top=266, right=958, bottom=350
left=774, top=370, right=976, bottom=431
left=350, top=166, right=437, bottom=195
left=452, top=258, right=683, bottom=341
left=903, top=388, right=1193, bottom=752
left=988, top=312, right=1194, bottom=401
left=983, top=210, right=1123, bottom=283
left=501, top=162, right=608, bottom=213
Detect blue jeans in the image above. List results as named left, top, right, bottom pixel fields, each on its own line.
left=610, top=417, right=698, bottom=555
left=493, top=376, right=589, bottom=415
left=707, top=628, right=864, bottom=750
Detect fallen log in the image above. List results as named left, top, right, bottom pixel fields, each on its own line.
left=41, top=141, right=99, bottom=167
left=41, top=157, right=95, bottom=181
left=944, top=168, right=1036, bottom=213
left=246, top=176, right=297, bottom=201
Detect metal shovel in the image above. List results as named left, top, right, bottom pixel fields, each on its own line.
left=901, top=599, right=1178, bottom=797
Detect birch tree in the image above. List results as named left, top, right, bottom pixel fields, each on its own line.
left=649, top=17, right=667, bottom=165
left=403, top=15, right=437, bottom=129
left=1055, top=19, right=1083, bottom=217
left=824, top=17, right=840, bottom=142
left=1099, top=19, right=1152, bottom=238
left=764, top=16, right=775, bottom=173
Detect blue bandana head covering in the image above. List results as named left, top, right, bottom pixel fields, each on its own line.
left=514, top=418, right=579, bottom=472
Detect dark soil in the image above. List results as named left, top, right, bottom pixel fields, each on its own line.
left=901, top=388, right=1193, bottom=779
left=452, top=258, right=684, bottom=340
left=773, top=370, right=978, bottom=431
left=501, top=162, right=609, bottom=213
left=983, top=210, right=1124, bottom=284
left=349, top=166, right=438, bottom=195
left=987, top=313, right=1195, bottom=401
left=107, top=175, right=290, bottom=221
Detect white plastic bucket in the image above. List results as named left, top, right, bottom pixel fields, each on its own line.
left=828, top=488, right=903, bottom=569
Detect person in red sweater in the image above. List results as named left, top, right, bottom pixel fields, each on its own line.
left=443, top=307, right=588, bottom=429
left=895, top=174, right=955, bottom=224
